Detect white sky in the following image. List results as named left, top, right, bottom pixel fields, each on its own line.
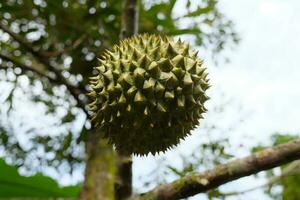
left=133, top=0, right=300, bottom=199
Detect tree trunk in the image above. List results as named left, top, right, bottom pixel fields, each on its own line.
left=115, top=0, right=139, bottom=199
left=80, top=1, right=139, bottom=199
left=79, top=131, right=115, bottom=200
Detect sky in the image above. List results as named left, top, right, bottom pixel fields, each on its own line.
left=133, top=0, right=300, bottom=199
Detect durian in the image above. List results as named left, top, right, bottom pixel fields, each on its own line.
left=88, top=34, right=210, bottom=155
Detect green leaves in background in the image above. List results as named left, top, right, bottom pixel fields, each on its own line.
left=0, top=0, right=238, bottom=195
left=252, top=133, right=300, bottom=200
left=0, top=158, right=80, bottom=198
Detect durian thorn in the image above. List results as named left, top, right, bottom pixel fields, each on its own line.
left=183, top=73, right=194, bottom=86
left=177, top=96, right=185, bottom=108
left=143, top=79, right=154, bottom=90
left=191, top=50, right=199, bottom=58
left=147, top=61, right=161, bottom=77
left=158, top=58, right=173, bottom=72
left=87, top=91, right=96, bottom=97
left=118, top=93, right=126, bottom=104
left=96, top=65, right=106, bottom=73
left=92, top=81, right=103, bottom=89
left=196, top=66, right=206, bottom=76
left=172, top=67, right=185, bottom=79
left=202, top=72, right=209, bottom=80
left=157, top=102, right=167, bottom=112
left=134, top=91, right=146, bottom=103
left=126, top=104, right=132, bottom=112
left=97, top=58, right=105, bottom=64
left=103, top=51, right=111, bottom=59
left=138, top=54, right=151, bottom=68
left=165, top=91, right=175, bottom=99
left=88, top=100, right=97, bottom=107
left=171, top=55, right=184, bottom=67
left=149, top=47, right=159, bottom=58
left=132, top=48, right=142, bottom=60
left=117, top=111, right=121, bottom=117
left=120, top=59, right=130, bottom=71
left=155, top=82, right=165, bottom=94
left=123, top=73, right=135, bottom=85
left=144, top=106, right=149, bottom=116
left=165, top=43, right=177, bottom=57
left=127, top=85, right=137, bottom=96
left=89, top=75, right=99, bottom=80
left=182, top=44, right=190, bottom=55
left=103, top=69, right=114, bottom=81
left=177, top=38, right=182, bottom=45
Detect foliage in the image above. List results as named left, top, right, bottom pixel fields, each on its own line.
left=252, top=133, right=300, bottom=200
left=0, top=158, right=79, bottom=198
left=0, top=0, right=238, bottom=186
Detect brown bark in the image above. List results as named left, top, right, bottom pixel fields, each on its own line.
left=115, top=0, right=139, bottom=199
left=121, top=0, right=139, bottom=38
left=79, top=131, right=116, bottom=200
left=135, top=139, right=300, bottom=200
left=115, top=151, right=133, bottom=199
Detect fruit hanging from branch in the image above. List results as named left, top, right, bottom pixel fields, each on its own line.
left=89, top=34, right=210, bottom=155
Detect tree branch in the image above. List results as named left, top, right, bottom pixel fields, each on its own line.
left=0, top=23, right=41, bottom=57
left=0, top=22, right=88, bottom=115
left=220, top=160, right=300, bottom=197
left=0, top=53, right=56, bottom=82
left=115, top=0, right=139, bottom=199
left=135, top=139, right=300, bottom=200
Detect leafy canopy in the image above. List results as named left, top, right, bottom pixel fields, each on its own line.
left=0, top=0, right=237, bottom=174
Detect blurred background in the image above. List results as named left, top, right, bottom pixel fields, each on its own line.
left=0, top=0, right=299, bottom=199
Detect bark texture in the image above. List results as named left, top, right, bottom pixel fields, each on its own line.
left=115, top=151, right=133, bottom=199
left=80, top=132, right=116, bottom=200
left=121, top=0, right=139, bottom=38
left=135, top=139, right=300, bottom=200
left=115, top=0, right=139, bottom=199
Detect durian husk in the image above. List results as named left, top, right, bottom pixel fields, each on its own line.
left=88, top=34, right=210, bottom=155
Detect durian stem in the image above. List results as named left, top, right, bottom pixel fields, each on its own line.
left=121, top=0, right=139, bottom=38
left=115, top=0, right=139, bottom=199
left=80, top=131, right=116, bottom=200
left=115, top=151, right=133, bottom=199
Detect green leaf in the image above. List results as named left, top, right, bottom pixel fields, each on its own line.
left=0, top=159, right=80, bottom=198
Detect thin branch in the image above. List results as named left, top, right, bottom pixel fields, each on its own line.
left=0, top=22, right=88, bottom=115
left=0, top=23, right=41, bottom=57
left=0, top=53, right=56, bottom=82
left=115, top=0, right=139, bottom=199
left=135, top=139, right=300, bottom=200
left=219, top=160, right=300, bottom=197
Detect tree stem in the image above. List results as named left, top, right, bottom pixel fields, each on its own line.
left=80, top=131, right=115, bottom=200
left=121, top=0, right=139, bottom=38
left=115, top=0, right=139, bottom=199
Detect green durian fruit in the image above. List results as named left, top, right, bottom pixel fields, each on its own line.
left=89, top=34, right=210, bottom=155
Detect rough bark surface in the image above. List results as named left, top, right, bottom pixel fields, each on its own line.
left=121, top=0, right=139, bottom=38
left=115, top=0, right=139, bottom=199
left=80, top=132, right=116, bottom=200
left=135, top=139, right=300, bottom=200
left=115, top=151, right=133, bottom=199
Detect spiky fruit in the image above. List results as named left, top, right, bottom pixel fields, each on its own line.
left=89, top=34, right=209, bottom=155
